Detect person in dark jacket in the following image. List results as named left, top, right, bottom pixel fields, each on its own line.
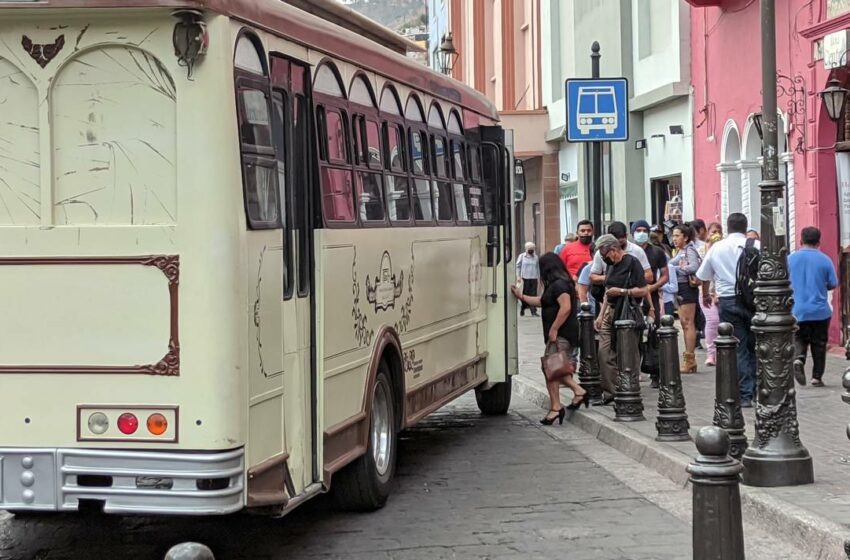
left=512, top=253, right=586, bottom=424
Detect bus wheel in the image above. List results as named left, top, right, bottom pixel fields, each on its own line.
left=332, top=364, right=397, bottom=511
left=474, top=375, right=512, bottom=415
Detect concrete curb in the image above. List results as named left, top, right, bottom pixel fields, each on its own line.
left=513, top=374, right=849, bottom=560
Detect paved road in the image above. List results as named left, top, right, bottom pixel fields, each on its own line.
left=0, top=396, right=691, bottom=560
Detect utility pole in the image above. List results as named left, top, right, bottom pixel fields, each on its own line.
left=741, top=0, right=813, bottom=487
left=590, top=42, right=603, bottom=231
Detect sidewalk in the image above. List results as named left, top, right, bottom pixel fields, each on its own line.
left=513, top=314, right=850, bottom=560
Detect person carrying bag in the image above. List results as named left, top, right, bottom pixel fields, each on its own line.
left=511, top=253, right=586, bottom=425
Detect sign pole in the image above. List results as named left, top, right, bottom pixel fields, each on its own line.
left=590, top=42, right=603, bottom=231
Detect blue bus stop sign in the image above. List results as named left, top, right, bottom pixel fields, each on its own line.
left=565, top=78, right=629, bottom=142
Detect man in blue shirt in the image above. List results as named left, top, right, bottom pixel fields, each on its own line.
left=789, top=227, right=838, bottom=387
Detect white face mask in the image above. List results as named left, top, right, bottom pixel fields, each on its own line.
left=634, top=231, right=649, bottom=244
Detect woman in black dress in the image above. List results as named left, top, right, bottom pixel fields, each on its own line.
left=512, top=253, right=585, bottom=425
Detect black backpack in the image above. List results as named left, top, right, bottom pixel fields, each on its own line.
left=735, top=238, right=759, bottom=313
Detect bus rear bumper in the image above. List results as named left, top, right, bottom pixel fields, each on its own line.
left=0, top=447, right=244, bottom=515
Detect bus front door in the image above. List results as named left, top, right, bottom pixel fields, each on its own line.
left=246, top=55, right=316, bottom=508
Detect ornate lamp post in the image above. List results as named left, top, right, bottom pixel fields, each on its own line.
left=437, top=32, right=459, bottom=76
left=740, top=0, right=814, bottom=487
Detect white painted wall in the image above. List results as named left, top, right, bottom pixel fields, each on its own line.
left=631, top=0, right=689, bottom=96
left=642, top=96, right=693, bottom=220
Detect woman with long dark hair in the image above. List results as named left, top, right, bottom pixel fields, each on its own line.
left=511, top=252, right=585, bottom=424
left=669, top=223, right=701, bottom=372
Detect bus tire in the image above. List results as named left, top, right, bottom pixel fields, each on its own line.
left=332, top=364, right=397, bottom=511
left=474, top=375, right=512, bottom=415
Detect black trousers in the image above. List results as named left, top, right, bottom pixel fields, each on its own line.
left=521, top=278, right=538, bottom=315
left=795, top=318, right=830, bottom=379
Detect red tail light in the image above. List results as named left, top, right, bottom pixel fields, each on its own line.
left=117, top=413, right=138, bottom=435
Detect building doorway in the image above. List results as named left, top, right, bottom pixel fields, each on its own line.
left=650, top=174, right=682, bottom=225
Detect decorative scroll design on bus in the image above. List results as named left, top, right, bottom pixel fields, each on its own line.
left=365, top=251, right=403, bottom=312
left=351, top=248, right=374, bottom=347
left=0, top=255, right=179, bottom=375
left=21, top=34, right=65, bottom=68
left=395, top=247, right=415, bottom=334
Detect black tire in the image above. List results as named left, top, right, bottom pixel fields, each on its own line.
left=331, top=365, right=397, bottom=511
left=475, top=375, right=512, bottom=415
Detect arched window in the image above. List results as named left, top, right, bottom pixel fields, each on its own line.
left=348, top=74, right=384, bottom=223
left=428, top=102, right=453, bottom=223
left=406, top=94, right=432, bottom=224
left=447, top=110, right=463, bottom=135
left=381, top=85, right=410, bottom=224
left=233, top=32, right=278, bottom=229
left=314, top=62, right=345, bottom=97
left=314, top=61, right=355, bottom=223
left=380, top=85, right=403, bottom=116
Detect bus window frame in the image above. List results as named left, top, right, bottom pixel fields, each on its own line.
left=408, top=125, right=434, bottom=226
left=315, top=93, right=357, bottom=226
left=234, top=30, right=281, bottom=231
left=381, top=110, right=412, bottom=226
left=348, top=75, right=386, bottom=227
left=449, top=136, right=471, bottom=225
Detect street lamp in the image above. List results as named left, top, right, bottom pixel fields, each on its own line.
left=741, top=0, right=814, bottom=488
left=437, top=32, right=459, bottom=76
left=751, top=112, right=764, bottom=140
left=819, top=78, right=849, bottom=122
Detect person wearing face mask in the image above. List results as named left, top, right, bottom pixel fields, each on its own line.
left=592, top=234, right=649, bottom=403
left=516, top=242, right=540, bottom=316
left=559, top=219, right=595, bottom=279
left=633, top=220, right=668, bottom=387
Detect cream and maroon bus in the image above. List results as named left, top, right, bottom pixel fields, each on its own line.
left=0, top=0, right=520, bottom=516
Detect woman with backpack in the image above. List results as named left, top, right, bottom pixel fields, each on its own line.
left=669, top=224, right=701, bottom=373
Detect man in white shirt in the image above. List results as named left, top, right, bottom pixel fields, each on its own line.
left=695, top=213, right=757, bottom=406
left=516, top=241, right=539, bottom=316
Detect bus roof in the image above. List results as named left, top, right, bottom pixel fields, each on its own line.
left=0, top=0, right=499, bottom=121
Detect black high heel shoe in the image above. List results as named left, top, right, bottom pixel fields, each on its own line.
left=540, top=407, right=566, bottom=425
left=567, top=393, right=588, bottom=411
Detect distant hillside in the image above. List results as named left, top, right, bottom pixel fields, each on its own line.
left=340, top=0, right=427, bottom=35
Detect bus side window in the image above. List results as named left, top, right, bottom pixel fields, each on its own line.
left=384, top=122, right=410, bottom=223
left=272, top=90, right=293, bottom=299
left=293, top=92, right=311, bottom=296
left=410, top=129, right=433, bottom=223
left=318, top=104, right=355, bottom=223
left=467, top=145, right=485, bottom=223
left=431, top=135, right=453, bottom=223
left=237, top=83, right=281, bottom=229
left=451, top=140, right=469, bottom=224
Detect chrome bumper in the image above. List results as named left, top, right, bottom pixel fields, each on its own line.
left=0, top=447, right=244, bottom=515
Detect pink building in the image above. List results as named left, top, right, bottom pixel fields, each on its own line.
left=690, top=0, right=850, bottom=343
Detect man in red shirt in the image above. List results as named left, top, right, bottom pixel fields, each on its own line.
left=560, top=220, right=594, bottom=278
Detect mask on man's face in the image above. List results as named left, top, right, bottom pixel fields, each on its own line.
left=602, top=254, right=614, bottom=266
left=527, top=249, right=534, bottom=255
left=579, top=235, right=593, bottom=245
left=634, top=231, right=649, bottom=244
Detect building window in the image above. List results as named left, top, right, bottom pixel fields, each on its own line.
left=828, top=0, right=850, bottom=18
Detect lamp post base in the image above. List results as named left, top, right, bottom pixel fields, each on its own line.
left=742, top=449, right=813, bottom=487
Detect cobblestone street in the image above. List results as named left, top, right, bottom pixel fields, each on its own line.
left=1, top=396, right=695, bottom=560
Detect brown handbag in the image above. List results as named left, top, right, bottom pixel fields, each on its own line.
left=541, top=341, right=575, bottom=381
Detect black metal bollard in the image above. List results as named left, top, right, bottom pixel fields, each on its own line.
left=713, top=323, right=748, bottom=460
left=578, top=302, right=604, bottom=405
left=165, top=543, right=215, bottom=560
left=655, top=316, right=690, bottom=442
left=687, top=426, right=745, bottom=560
left=614, top=319, right=645, bottom=422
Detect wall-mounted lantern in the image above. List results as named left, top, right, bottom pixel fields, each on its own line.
left=752, top=112, right=764, bottom=141
left=172, top=9, right=208, bottom=79
left=819, top=78, right=849, bottom=122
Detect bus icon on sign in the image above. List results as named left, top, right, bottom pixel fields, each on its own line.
left=576, top=86, right=617, bottom=134
left=565, top=78, right=629, bottom=142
